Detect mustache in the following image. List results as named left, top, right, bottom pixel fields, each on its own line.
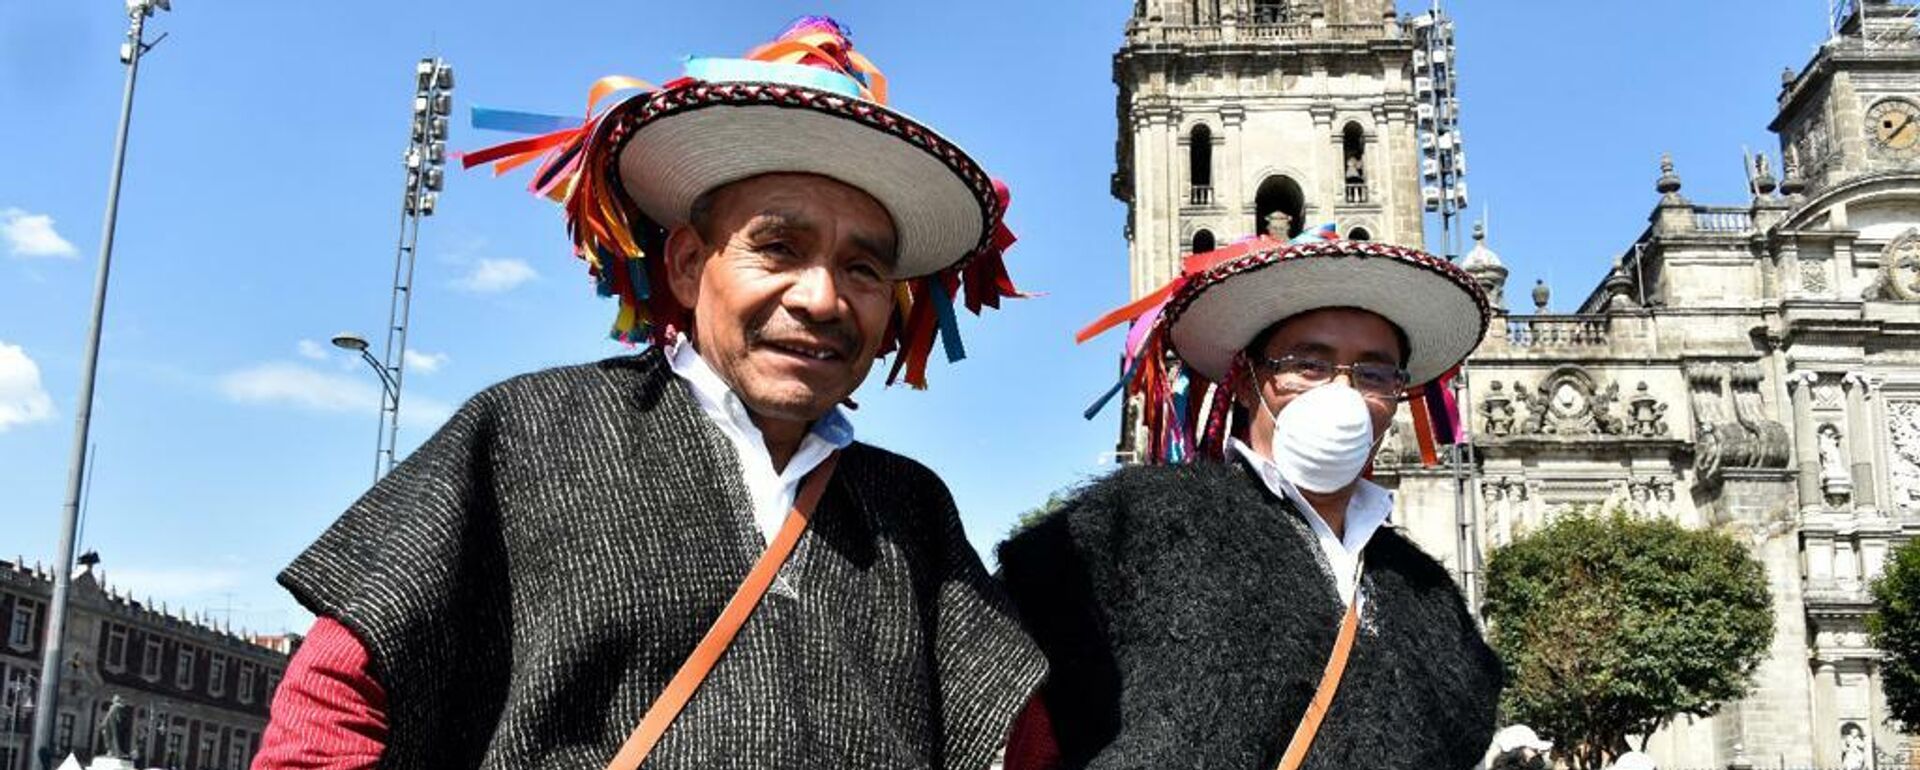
left=746, top=317, right=860, bottom=357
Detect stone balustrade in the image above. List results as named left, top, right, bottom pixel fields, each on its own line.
left=1504, top=315, right=1612, bottom=347
left=1693, top=206, right=1756, bottom=234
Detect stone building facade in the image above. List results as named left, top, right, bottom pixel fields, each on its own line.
left=1114, top=0, right=1920, bottom=766
left=0, top=559, right=291, bottom=770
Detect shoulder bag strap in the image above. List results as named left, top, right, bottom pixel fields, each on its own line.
left=604, top=452, right=841, bottom=770
left=1273, top=582, right=1363, bottom=770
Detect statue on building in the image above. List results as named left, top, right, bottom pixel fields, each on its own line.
left=1265, top=210, right=1294, bottom=239
left=1627, top=382, right=1669, bottom=437
left=1514, top=380, right=1550, bottom=435
left=1589, top=380, right=1626, bottom=435
left=97, top=695, right=131, bottom=759
left=1479, top=380, right=1516, bottom=437
left=1840, top=722, right=1869, bottom=770
left=1345, top=154, right=1365, bottom=184
left=1819, top=423, right=1853, bottom=500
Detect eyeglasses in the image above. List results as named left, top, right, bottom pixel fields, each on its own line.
left=1253, top=354, right=1410, bottom=399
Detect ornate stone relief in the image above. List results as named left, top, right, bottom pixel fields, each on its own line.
left=1871, top=228, right=1920, bottom=301
left=1508, top=367, right=1631, bottom=437
left=1802, top=257, right=1832, bottom=294
left=1689, top=363, right=1791, bottom=485
left=1626, top=382, right=1670, bottom=437
left=1478, top=381, right=1517, bottom=438
left=1891, top=400, right=1920, bottom=512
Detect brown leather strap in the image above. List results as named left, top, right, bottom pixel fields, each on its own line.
left=1274, top=593, right=1362, bottom=770
left=605, top=453, right=841, bottom=770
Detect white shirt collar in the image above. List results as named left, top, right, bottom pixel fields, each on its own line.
left=1229, top=437, right=1394, bottom=606
left=665, top=336, right=854, bottom=543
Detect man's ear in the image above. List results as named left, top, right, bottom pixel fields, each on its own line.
left=663, top=223, right=708, bottom=309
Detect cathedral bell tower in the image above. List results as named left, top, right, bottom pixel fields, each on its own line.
left=1113, top=0, right=1430, bottom=300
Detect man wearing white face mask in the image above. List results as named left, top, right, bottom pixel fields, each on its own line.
left=998, top=237, right=1503, bottom=770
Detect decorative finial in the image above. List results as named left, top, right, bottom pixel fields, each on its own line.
left=1656, top=153, right=1683, bottom=195
left=1473, top=222, right=1486, bottom=242
left=1532, top=279, right=1551, bottom=312
left=1782, top=146, right=1807, bottom=197
left=1781, top=67, right=1797, bottom=87
left=1753, top=153, right=1777, bottom=196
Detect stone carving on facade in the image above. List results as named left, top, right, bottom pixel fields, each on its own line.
left=1689, top=364, right=1791, bottom=486
left=1627, top=382, right=1670, bottom=437
left=1628, top=476, right=1677, bottom=513
left=1868, top=228, right=1920, bottom=301
left=1479, top=380, right=1517, bottom=437
left=1841, top=721, right=1870, bottom=770
left=1819, top=423, right=1853, bottom=502
left=1512, top=368, right=1629, bottom=436
left=1890, top=400, right=1920, bottom=511
left=1803, top=256, right=1832, bottom=294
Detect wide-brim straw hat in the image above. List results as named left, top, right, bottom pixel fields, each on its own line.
left=1163, top=239, right=1491, bottom=387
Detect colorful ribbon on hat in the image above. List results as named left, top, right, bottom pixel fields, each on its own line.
left=1078, top=225, right=1458, bottom=466
left=456, top=16, right=1023, bottom=388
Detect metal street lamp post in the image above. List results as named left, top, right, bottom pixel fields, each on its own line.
left=332, top=332, right=399, bottom=403
left=34, top=2, right=169, bottom=766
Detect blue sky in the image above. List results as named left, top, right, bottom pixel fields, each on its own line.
left=0, top=1, right=1830, bottom=634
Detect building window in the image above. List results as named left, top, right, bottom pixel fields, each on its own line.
left=7, top=601, right=34, bottom=649
left=209, top=655, right=227, bottom=697
left=105, top=625, right=127, bottom=671
left=1191, top=229, right=1216, bottom=255
left=199, top=733, right=216, bottom=769
left=1188, top=124, right=1213, bottom=205
left=58, top=712, right=74, bottom=753
left=166, top=730, right=183, bottom=767
left=1254, top=175, right=1306, bottom=240
left=175, top=647, right=196, bottom=689
left=1253, top=0, right=1286, bottom=24
left=266, top=671, right=281, bottom=703
left=238, top=664, right=254, bottom=704
left=142, top=640, right=162, bottom=680
left=229, top=732, right=249, bottom=770
left=1349, top=227, right=1373, bottom=242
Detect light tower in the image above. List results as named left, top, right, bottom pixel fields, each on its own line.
left=370, top=57, right=453, bottom=479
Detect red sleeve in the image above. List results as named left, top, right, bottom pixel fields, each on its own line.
left=1001, top=695, right=1061, bottom=770
left=251, top=616, right=389, bottom=770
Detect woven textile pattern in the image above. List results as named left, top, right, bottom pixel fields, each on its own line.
left=997, top=460, right=1502, bottom=770
left=280, top=348, right=1045, bottom=770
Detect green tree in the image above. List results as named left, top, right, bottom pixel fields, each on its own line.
left=1869, top=537, right=1920, bottom=730
left=1482, top=507, right=1773, bottom=770
left=1008, top=491, right=1071, bottom=537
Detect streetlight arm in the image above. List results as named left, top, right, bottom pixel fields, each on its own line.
left=357, top=349, right=399, bottom=400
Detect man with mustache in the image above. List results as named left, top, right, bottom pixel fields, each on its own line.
left=998, top=237, right=1503, bottom=769
left=254, top=18, right=1043, bottom=770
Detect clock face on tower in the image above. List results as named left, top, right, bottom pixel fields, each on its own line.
left=1868, top=98, right=1920, bottom=159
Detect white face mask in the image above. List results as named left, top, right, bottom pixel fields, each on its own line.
left=1262, top=382, right=1380, bottom=494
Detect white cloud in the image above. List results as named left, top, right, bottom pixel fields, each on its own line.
left=218, top=361, right=455, bottom=432
left=2, top=207, right=79, bottom=258
left=453, top=258, right=537, bottom=294
left=220, top=362, right=375, bottom=413
left=296, top=339, right=330, bottom=361
left=0, top=341, right=55, bottom=431
left=404, top=349, right=449, bottom=374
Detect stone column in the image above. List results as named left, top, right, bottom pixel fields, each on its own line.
left=1162, top=108, right=1181, bottom=286
left=1845, top=372, right=1878, bottom=509
left=1790, top=370, right=1822, bottom=509
left=1813, top=657, right=1840, bottom=764
left=1222, top=105, right=1245, bottom=226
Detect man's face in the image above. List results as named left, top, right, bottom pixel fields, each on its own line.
left=1239, top=307, right=1405, bottom=459
left=664, top=173, right=899, bottom=426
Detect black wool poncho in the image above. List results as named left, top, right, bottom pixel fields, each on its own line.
left=280, top=348, right=1046, bottom=769
left=997, top=460, right=1501, bottom=770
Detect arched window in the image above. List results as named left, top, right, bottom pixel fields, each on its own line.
left=1342, top=123, right=1368, bottom=204
left=1348, top=227, right=1372, bottom=242
left=1192, top=229, right=1216, bottom=255
left=1188, top=124, right=1213, bottom=204
left=1254, top=176, right=1305, bottom=239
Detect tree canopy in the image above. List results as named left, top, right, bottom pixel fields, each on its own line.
left=1869, top=536, right=1920, bottom=730
left=1482, top=508, right=1773, bottom=769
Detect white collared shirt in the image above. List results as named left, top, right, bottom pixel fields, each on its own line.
left=1229, top=438, right=1394, bottom=608
left=667, top=337, right=855, bottom=544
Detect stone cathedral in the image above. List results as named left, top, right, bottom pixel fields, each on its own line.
left=1112, top=0, right=1920, bottom=766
